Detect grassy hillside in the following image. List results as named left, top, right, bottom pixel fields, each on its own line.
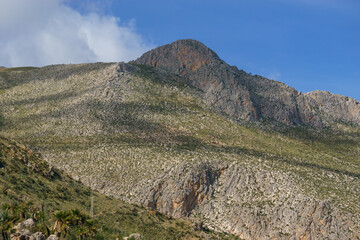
left=0, top=63, right=359, bottom=220
left=0, top=135, right=238, bottom=239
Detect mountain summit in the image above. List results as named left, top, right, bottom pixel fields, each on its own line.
left=0, top=40, right=359, bottom=240
left=133, top=39, right=221, bottom=75
left=135, top=39, right=360, bottom=127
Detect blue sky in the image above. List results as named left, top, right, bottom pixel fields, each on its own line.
left=70, top=0, right=360, bottom=100
left=71, top=0, right=360, bottom=100
left=1, top=0, right=359, bottom=100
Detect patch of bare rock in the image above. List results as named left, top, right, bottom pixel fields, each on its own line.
left=130, top=161, right=359, bottom=240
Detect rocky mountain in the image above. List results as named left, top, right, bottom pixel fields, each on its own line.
left=0, top=40, right=359, bottom=239
left=305, top=90, right=360, bottom=125
left=133, top=39, right=360, bottom=127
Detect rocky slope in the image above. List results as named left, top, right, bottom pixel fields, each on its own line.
left=131, top=161, right=358, bottom=239
left=0, top=135, right=236, bottom=240
left=133, top=39, right=360, bottom=128
left=305, top=90, right=360, bottom=125
left=0, top=40, right=359, bottom=239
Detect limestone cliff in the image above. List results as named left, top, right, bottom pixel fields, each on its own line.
left=131, top=161, right=359, bottom=240
left=134, top=39, right=360, bottom=128
left=305, top=90, right=360, bottom=125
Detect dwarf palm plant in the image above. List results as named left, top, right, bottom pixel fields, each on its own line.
left=37, top=209, right=50, bottom=237
left=15, top=202, right=29, bottom=220
left=0, top=209, right=15, bottom=240
left=52, top=210, right=71, bottom=239
left=83, top=219, right=97, bottom=239
left=70, top=209, right=87, bottom=226
left=76, top=226, right=87, bottom=240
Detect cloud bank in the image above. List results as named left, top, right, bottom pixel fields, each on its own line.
left=0, top=0, right=154, bottom=67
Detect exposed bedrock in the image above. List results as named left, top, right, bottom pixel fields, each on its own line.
left=134, top=39, right=360, bottom=128
left=131, top=161, right=359, bottom=240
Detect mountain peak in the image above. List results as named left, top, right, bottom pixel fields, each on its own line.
left=133, top=39, right=221, bottom=75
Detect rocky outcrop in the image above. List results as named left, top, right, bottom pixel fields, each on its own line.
left=242, top=74, right=324, bottom=127
left=305, top=90, right=360, bottom=125
left=15, top=218, right=35, bottom=230
left=131, top=39, right=220, bottom=76
left=45, top=235, right=58, bottom=240
left=134, top=39, right=359, bottom=127
left=123, top=233, right=142, bottom=240
left=133, top=39, right=259, bottom=122
left=132, top=161, right=359, bottom=240
left=10, top=219, right=46, bottom=240
left=10, top=230, right=46, bottom=240
left=132, top=161, right=227, bottom=217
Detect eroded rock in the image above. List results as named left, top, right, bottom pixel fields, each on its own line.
left=132, top=161, right=359, bottom=240
left=134, top=39, right=360, bottom=128
left=46, top=235, right=58, bottom=240
left=132, top=161, right=227, bottom=217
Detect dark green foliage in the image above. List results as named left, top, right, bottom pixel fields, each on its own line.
left=0, top=115, right=4, bottom=127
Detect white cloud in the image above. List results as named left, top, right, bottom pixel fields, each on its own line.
left=0, top=0, right=154, bottom=67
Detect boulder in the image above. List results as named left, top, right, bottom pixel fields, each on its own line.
left=20, top=219, right=35, bottom=229
left=10, top=229, right=31, bottom=240
left=46, top=235, right=59, bottom=240
left=123, top=233, right=142, bottom=240
left=30, top=232, right=46, bottom=240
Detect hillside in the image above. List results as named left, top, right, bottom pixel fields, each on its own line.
left=0, top=135, right=238, bottom=239
left=133, top=39, right=360, bottom=128
left=0, top=40, right=359, bottom=239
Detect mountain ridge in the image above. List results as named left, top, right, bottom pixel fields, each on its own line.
left=133, top=39, right=360, bottom=128
left=0, top=40, right=359, bottom=239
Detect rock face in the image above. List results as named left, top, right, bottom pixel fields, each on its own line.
left=133, top=161, right=227, bottom=218
left=305, top=90, right=360, bottom=125
left=134, top=39, right=360, bottom=127
left=132, top=161, right=359, bottom=240
left=133, top=39, right=259, bottom=122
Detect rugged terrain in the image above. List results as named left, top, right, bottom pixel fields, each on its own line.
left=133, top=39, right=360, bottom=128
left=0, top=135, right=237, bottom=239
left=0, top=40, right=359, bottom=239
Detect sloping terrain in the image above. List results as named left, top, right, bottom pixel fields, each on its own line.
left=0, top=135, right=237, bottom=239
left=0, top=40, right=359, bottom=239
left=134, top=39, right=360, bottom=128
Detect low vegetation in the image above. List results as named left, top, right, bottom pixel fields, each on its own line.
left=0, top=136, right=239, bottom=239
left=0, top=63, right=359, bottom=237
